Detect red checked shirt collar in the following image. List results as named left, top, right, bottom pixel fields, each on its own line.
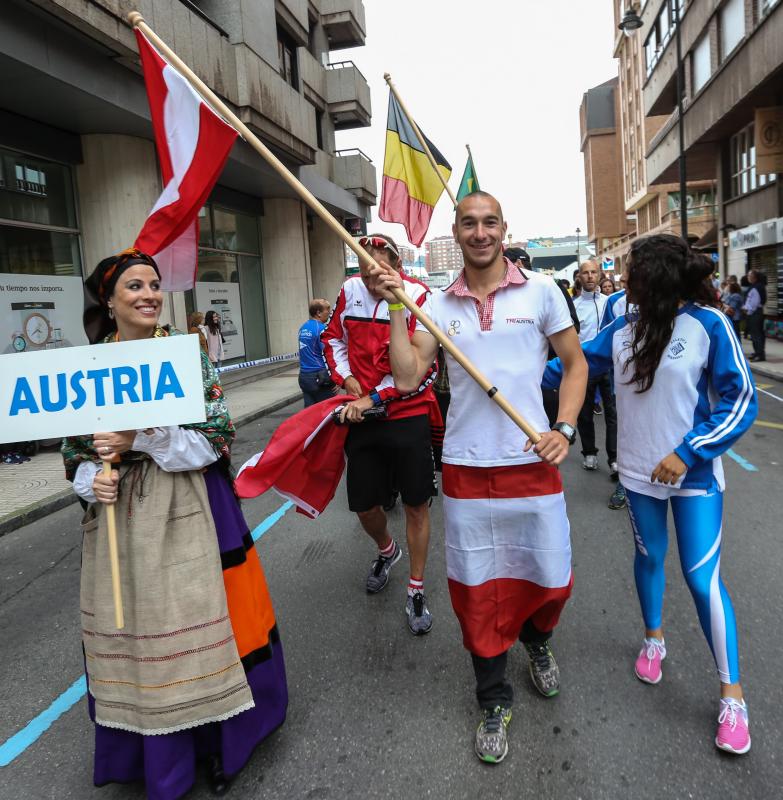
left=446, top=258, right=526, bottom=331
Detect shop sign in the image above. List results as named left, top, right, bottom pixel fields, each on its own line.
left=729, top=219, right=780, bottom=251
left=755, top=107, right=783, bottom=175
left=0, top=274, right=88, bottom=355
left=194, top=282, right=246, bottom=361
left=0, top=335, right=205, bottom=443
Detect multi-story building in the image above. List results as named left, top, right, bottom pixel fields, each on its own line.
left=580, top=78, right=633, bottom=258
left=639, top=0, right=783, bottom=329
left=580, top=0, right=718, bottom=277
left=0, top=0, right=376, bottom=363
left=425, top=235, right=464, bottom=272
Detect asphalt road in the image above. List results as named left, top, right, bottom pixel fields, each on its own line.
left=1, top=377, right=782, bottom=800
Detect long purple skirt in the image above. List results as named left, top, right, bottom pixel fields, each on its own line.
left=87, top=466, right=288, bottom=799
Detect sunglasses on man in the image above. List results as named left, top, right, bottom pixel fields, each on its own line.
left=358, top=236, right=400, bottom=259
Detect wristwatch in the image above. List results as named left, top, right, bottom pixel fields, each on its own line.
left=551, top=421, right=577, bottom=445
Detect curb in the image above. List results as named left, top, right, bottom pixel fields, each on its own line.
left=0, top=392, right=303, bottom=538
left=748, top=363, right=782, bottom=383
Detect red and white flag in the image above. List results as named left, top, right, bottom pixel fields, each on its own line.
left=133, top=29, right=238, bottom=291
left=442, top=461, right=573, bottom=657
left=235, top=396, right=349, bottom=518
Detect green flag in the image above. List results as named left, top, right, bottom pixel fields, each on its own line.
left=456, top=150, right=480, bottom=201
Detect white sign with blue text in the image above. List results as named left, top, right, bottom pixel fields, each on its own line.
left=0, top=335, right=206, bottom=444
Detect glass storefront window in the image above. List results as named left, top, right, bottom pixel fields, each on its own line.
left=212, top=206, right=260, bottom=254
left=186, top=200, right=267, bottom=364
left=198, top=205, right=212, bottom=247
left=0, top=224, right=81, bottom=276
left=0, top=148, right=77, bottom=229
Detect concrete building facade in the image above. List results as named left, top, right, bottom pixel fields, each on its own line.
left=0, top=0, right=376, bottom=363
left=579, top=0, right=718, bottom=278
left=639, top=0, right=783, bottom=330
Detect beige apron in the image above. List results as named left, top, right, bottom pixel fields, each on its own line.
left=80, top=462, right=253, bottom=735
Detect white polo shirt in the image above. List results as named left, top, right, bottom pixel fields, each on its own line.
left=419, top=264, right=573, bottom=467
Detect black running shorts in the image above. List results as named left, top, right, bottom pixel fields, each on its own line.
left=345, top=414, right=436, bottom=512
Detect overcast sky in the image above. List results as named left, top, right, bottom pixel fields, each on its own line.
left=335, top=0, right=619, bottom=251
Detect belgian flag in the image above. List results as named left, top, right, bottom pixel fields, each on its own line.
left=378, top=91, right=452, bottom=246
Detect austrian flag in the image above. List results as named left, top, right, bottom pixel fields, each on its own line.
left=133, top=30, right=238, bottom=291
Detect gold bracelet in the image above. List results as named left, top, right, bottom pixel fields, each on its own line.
left=387, top=302, right=405, bottom=311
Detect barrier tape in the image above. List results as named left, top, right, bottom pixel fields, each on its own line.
left=217, top=353, right=298, bottom=375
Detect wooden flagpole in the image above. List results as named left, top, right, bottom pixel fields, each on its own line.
left=383, top=73, right=457, bottom=210
left=127, top=12, right=540, bottom=444
left=102, top=460, right=124, bottom=629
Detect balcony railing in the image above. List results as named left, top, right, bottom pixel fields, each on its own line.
left=326, top=61, right=371, bottom=129
left=320, top=0, right=366, bottom=49
left=661, top=204, right=717, bottom=223
left=333, top=148, right=376, bottom=203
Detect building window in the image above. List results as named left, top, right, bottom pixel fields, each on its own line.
left=692, top=33, right=711, bottom=93
left=720, top=0, right=745, bottom=61
left=0, top=147, right=81, bottom=277
left=730, top=123, right=777, bottom=197
left=277, top=28, right=299, bottom=90
left=644, top=0, right=683, bottom=77
left=315, top=109, right=324, bottom=150
left=758, top=0, right=781, bottom=20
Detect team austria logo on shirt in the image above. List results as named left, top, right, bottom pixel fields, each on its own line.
left=448, top=320, right=461, bottom=336
left=668, top=337, right=687, bottom=359
left=505, top=317, right=534, bottom=325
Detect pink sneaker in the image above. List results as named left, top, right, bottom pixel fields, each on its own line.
left=715, top=698, right=751, bottom=755
left=634, top=637, right=666, bottom=684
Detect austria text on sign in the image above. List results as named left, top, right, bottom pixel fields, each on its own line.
left=0, top=335, right=206, bottom=444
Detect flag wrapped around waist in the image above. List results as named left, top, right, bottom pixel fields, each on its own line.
left=235, top=397, right=348, bottom=518
left=442, top=461, right=573, bottom=657
left=379, top=91, right=451, bottom=247
left=133, top=29, right=238, bottom=291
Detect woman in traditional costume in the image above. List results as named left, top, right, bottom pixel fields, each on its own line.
left=62, top=249, right=287, bottom=798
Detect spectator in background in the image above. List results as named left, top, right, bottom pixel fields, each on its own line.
left=743, top=270, right=767, bottom=362
left=572, top=260, right=618, bottom=479
left=722, top=279, right=744, bottom=339
left=600, top=276, right=616, bottom=296
left=298, top=298, right=335, bottom=407
left=188, top=311, right=208, bottom=355
left=203, top=310, right=225, bottom=367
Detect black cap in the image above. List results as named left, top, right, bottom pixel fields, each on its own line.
left=504, top=247, right=530, bottom=265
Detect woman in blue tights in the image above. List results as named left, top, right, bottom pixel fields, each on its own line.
left=545, top=234, right=757, bottom=754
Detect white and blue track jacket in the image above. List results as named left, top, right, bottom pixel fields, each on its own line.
left=600, top=289, right=629, bottom=330
left=544, top=304, right=757, bottom=495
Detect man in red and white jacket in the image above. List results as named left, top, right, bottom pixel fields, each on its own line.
left=322, top=233, right=437, bottom=635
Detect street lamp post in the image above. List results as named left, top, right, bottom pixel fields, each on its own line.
left=576, top=226, right=581, bottom=266
left=619, top=3, right=688, bottom=242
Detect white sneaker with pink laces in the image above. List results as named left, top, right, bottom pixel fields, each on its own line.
left=634, top=637, right=666, bottom=684
left=715, top=698, right=751, bottom=755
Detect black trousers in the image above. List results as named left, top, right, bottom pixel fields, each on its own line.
left=298, top=371, right=334, bottom=408
left=745, top=310, right=765, bottom=357
left=471, top=619, right=552, bottom=709
left=576, top=373, right=617, bottom=464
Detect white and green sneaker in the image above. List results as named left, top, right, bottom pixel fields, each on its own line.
left=524, top=641, right=560, bottom=697
left=475, top=706, right=512, bottom=764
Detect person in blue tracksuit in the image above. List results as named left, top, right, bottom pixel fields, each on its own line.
left=544, top=234, right=757, bottom=755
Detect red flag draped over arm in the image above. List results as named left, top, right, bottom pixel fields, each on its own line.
left=235, top=396, right=349, bottom=518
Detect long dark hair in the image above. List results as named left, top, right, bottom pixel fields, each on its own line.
left=204, top=310, right=221, bottom=334
left=625, top=235, right=716, bottom=393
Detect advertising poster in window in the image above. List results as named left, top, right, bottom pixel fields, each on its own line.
left=0, top=273, right=88, bottom=355
left=194, top=282, right=246, bottom=361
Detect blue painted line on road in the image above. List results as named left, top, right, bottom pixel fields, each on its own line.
left=0, top=676, right=86, bottom=767
left=726, top=449, right=758, bottom=472
left=0, top=502, right=293, bottom=767
left=251, top=500, right=293, bottom=542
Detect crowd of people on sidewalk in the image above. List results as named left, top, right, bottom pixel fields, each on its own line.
left=59, top=190, right=760, bottom=799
